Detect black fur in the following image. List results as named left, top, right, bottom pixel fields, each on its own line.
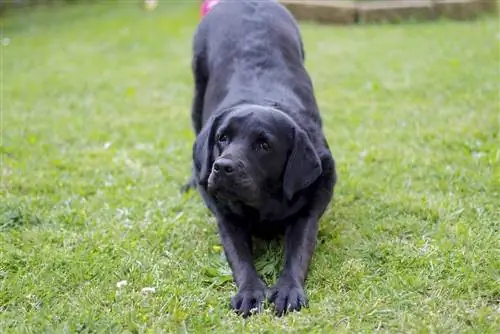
left=183, top=0, right=336, bottom=317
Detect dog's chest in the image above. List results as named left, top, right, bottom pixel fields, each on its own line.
left=250, top=196, right=308, bottom=237
left=250, top=218, right=289, bottom=239
left=219, top=194, right=308, bottom=237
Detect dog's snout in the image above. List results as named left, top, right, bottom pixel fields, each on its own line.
left=213, top=158, right=236, bottom=174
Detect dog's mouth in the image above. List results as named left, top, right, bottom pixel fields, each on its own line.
left=207, top=174, right=260, bottom=207
left=207, top=178, right=241, bottom=199
left=209, top=186, right=238, bottom=201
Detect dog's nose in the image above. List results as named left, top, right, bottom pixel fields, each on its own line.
left=213, top=158, right=235, bottom=174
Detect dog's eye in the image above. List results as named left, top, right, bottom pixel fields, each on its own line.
left=217, top=134, right=228, bottom=144
left=259, top=141, right=271, bottom=151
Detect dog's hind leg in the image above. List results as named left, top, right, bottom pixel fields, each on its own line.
left=181, top=44, right=208, bottom=194
left=191, top=56, right=208, bottom=135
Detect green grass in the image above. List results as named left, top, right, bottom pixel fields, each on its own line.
left=1, top=2, right=499, bottom=332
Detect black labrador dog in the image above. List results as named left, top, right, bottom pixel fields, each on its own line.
left=183, top=0, right=336, bottom=317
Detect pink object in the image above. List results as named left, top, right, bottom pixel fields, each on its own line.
left=200, top=0, right=221, bottom=17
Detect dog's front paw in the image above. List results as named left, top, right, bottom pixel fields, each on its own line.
left=268, top=279, right=308, bottom=316
left=231, top=281, right=267, bottom=318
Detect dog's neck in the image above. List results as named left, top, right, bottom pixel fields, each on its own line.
left=215, top=187, right=308, bottom=223
left=259, top=193, right=308, bottom=222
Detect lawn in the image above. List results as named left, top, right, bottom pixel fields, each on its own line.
left=1, top=2, right=499, bottom=333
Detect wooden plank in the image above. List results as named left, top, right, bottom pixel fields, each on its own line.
left=280, top=0, right=357, bottom=24
left=475, top=0, right=498, bottom=13
left=279, top=0, right=496, bottom=25
left=357, top=0, right=436, bottom=24
left=433, top=0, right=482, bottom=20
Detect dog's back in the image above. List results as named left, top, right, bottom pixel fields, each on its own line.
left=193, top=0, right=320, bottom=130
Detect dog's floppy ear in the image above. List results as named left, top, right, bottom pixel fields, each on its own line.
left=283, top=126, right=322, bottom=200
left=193, top=111, right=226, bottom=187
left=193, top=118, right=217, bottom=187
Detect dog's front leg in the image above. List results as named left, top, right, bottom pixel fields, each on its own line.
left=270, top=182, right=334, bottom=316
left=268, top=215, right=317, bottom=316
left=217, top=215, right=267, bottom=317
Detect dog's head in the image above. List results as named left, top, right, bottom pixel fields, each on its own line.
left=193, top=105, right=322, bottom=207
